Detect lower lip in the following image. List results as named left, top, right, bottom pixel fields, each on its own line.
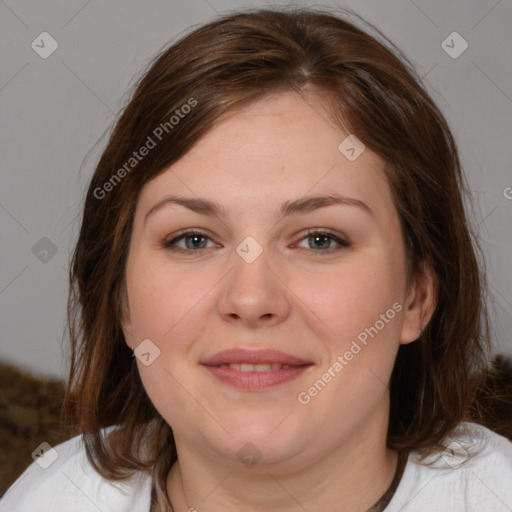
left=202, top=365, right=312, bottom=390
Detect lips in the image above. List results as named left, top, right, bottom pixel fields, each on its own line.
left=200, top=348, right=313, bottom=390
left=200, top=348, right=312, bottom=367
left=219, top=363, right=293, bottom=372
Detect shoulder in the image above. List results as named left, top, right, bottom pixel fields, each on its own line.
left=0, top=433, right=152, bottom=512
left=387, top=422, right=512, bottom=512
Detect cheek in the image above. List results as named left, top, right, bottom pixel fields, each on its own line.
left=294, top=260, right=403, bottom=419
left=300, top=255, right=404, bottom=346
left=126, top=256, right=210, bottom=341
left=126, top=259, right=210, bottom=427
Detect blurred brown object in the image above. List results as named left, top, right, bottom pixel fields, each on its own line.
left=0, top=361, right=70, bottom=496
left=472, top=354, right=512, bottom=441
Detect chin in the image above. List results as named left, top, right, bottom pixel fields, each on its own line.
left=214, top=417, right=309, bottom=464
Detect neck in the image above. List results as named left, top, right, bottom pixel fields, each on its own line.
left=167, top=402, right=397, bottom=511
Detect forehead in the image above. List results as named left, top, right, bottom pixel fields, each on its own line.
left=136, top=91, right=394, bottom=221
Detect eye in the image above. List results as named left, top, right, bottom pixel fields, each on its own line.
left=295, top=229, right=350, bottom=254
left=162, top=228, right=350, bottom=254
left=163, top=230, right=217, bottom=252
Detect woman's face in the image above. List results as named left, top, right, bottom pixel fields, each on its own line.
left=121, top=91, right=432, bottom=468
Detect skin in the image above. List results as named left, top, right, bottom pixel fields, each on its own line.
left=121, top=91, right=436, bottom=511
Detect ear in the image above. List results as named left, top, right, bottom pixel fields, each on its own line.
left=400, top=262, right=437, bottom=345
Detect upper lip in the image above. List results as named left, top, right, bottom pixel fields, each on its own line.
left=200, top=349, right=312, bottom=366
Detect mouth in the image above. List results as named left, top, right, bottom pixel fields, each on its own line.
left=216, top=363, right=300, bottom=371
left=200, top=348, right=313, bottom=390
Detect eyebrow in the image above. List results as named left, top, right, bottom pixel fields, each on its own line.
left=144, top=193, right=374, bottom=224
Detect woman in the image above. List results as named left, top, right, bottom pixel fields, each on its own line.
left=2, top=7, right=511, bottom=512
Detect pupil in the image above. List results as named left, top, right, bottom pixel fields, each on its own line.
left=312, top=234, right=329, bottom=249
left=186, top=235, right=205, bottom=249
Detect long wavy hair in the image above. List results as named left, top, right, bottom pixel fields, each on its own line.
left=64, top=7, right=491, bottom=510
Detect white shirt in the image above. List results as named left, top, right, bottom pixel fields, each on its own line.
left=1, top=422, right=511, bottom=511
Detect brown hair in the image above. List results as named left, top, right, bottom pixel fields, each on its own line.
left=64, top=6, right=491, bottom=508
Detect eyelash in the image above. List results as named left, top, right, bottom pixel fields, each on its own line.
left=162, top=229, right=350, bottom=255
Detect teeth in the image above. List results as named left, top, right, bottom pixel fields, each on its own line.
left=219, top=363, right=295, bottom=371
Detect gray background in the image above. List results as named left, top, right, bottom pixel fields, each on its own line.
left=1, top=0, right=511, bottom=379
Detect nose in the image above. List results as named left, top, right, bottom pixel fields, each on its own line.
left=217, top=241, right=292, bottom=328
